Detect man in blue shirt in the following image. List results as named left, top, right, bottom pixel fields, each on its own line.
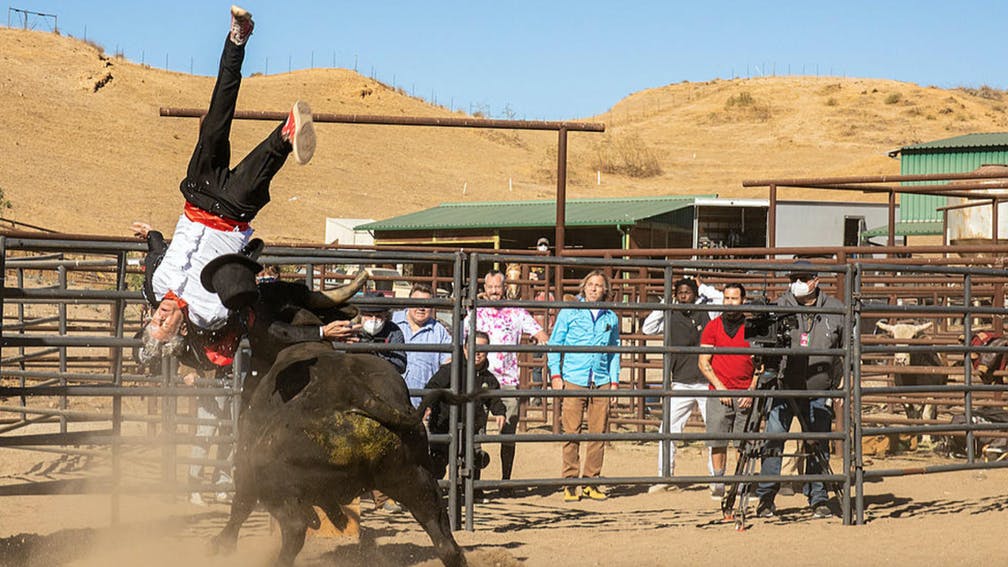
left=393, top=283, right=452, bottom=407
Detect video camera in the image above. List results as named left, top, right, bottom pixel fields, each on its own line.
left=743, top=297, right=798, bottom=349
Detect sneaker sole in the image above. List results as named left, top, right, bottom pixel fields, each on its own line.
left=291, top=100, right=315, bottom=165
left=231, top=5, right=251, bottom=20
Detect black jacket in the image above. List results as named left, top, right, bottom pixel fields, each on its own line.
left=425, top=362, right=506, bottom=435
left=357, top=320, right=407, bottom=374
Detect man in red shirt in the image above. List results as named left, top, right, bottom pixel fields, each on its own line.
left=698, top=283, right=756, bottom=500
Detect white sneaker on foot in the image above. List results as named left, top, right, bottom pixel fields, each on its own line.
left=281, top=100, right=316, bottom=165
left=230, top=5, right=254, bottom=46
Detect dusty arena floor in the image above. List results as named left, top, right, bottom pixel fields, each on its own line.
left=1, top=432, right=1006, bottom=567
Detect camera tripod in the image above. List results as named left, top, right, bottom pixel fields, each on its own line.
left=720, top=370, right=844, bottom=530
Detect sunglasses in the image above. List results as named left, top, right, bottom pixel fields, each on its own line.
left=788, top=274, right=815, bottom=283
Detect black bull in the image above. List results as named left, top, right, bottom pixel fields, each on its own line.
left=209, top=276, right=467, bottom=567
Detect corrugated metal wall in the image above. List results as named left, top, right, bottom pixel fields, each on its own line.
left=900, top=149, right=1008, bottom=222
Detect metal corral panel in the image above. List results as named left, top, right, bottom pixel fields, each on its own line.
left=898, top=134, right=1008, bottom=226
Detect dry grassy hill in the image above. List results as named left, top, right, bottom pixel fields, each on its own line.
left=3, top=27, right=1007, bottom=242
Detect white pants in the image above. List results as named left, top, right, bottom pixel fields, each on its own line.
left=657, top=382, right=713, bottom=476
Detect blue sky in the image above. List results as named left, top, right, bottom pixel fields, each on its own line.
left=9, top=1, right=1008, bottom=120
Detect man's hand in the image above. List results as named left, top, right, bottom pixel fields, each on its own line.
left=322, top=320, right=362, bottom=342
left=550, top=375, right=563, bottom=390
left=738, top=396, right=753, bottom=409
left=182, top=372, right=198, bottom=387
left=131, top=221, right=152, bottom=238
left=494, top=414, right=506, bottom=430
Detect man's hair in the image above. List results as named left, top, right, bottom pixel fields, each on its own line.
left=723, top=282, right=746, bottom=298
left=409, top=283, right=433, bottom=297
left=578, top=269, right=611, bottom=300
left=673, top=278, right=699, bottom=296
left=137, top=326, right=185, bottom=370
left=483, top=270, right=504, bottom=283
left=473, top=330, right=490, bottom=342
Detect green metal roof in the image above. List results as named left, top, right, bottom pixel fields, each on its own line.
left=356, top=196, right=713, bottom=231
left=900, top=133, right=1008, bottom=153
left=861, top=220, right=943, bottom=238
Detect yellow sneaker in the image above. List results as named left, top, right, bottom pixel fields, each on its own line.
left=581, top=485, right=608, bottom=501
left=563, top=486, right=581, bottom=502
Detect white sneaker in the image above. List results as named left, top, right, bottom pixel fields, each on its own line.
left=281, top=100, right=316, bottom=165
left=648, top=484, right=669, bottom=494
left=709, top=483, right=725, bottom=501
left=229, top=5, right=254, bottom=46
left=189, top=492, right=207, bottom=506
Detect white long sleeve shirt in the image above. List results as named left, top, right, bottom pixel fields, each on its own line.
left=151, top=214, right=253, bottom=330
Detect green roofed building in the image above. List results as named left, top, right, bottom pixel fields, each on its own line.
left=880, top=133, right=1008, bottom=240
left=355, top=195, right=770, bottom=251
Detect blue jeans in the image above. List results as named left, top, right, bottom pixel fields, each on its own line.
left=756, top=396, right=832, bottom=506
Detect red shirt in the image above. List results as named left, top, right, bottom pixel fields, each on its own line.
left=700, top=316, right=755, bottom=390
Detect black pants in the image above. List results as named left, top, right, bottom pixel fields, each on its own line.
left=180, top=35, right=291, bottom=223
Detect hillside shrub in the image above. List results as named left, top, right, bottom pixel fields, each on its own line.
left=884, top=93, right=902, bottom=104
left=590, top=133, right=662, bottom=178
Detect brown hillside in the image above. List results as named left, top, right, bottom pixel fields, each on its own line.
left=3, top=28, right=1007, bottom=242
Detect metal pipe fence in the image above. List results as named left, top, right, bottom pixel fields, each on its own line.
left=1, top=236, right=1007, bottom=531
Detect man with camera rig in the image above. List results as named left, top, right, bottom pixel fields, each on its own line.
left=755, top=261, right=844, bottom=520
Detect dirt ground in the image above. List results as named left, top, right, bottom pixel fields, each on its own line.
left=1, top=426, right=1005, bottom=567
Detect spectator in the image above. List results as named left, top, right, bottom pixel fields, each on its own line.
left=463, top=270, right=549, bottom=495
left=394, top=283, right=452, bottom=406
left=756, top=261, right=844, bottom=520
left=426, top=331, right=506, bottom=502
left=548, top=270, right=620, bottom=502
left=641, top=277, right=721, bottom=493
left=357, top=290, right=407, bottom=374
left=183, top=366, right=233, bottom=506
left=697, top=283, right=756, bottom=501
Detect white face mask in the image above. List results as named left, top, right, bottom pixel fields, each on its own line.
left=789, top=280, right=812, bottom=298
left=362, top=318, right=384, bottom=335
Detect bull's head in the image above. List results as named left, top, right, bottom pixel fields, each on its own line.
left=504, top=263, right=522, bottom=300
left=876, top=321, right=933, bottom=366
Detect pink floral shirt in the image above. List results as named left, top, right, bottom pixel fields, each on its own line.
left=464, top=307, right=543, bottom=386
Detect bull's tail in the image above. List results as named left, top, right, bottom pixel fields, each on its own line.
left=349, top=389, right=483, bottom=433
left=413, top=388, right=482, bottom=420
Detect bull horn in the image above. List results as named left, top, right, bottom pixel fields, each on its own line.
left=876, top=321, right=895, bottom=334
left=308, top=270, right=370, bottom=308
left=913, top=322, right=933, bottom=335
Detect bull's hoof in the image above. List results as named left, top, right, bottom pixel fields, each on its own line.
left=208, top=533, right=237, bottom=556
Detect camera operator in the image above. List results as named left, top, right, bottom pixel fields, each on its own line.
left=697, top=283, right=756, bottom=501
left=755, top=261, right=843, bottom=520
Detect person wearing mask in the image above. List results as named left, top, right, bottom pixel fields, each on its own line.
left=356, top=290, right=407, bottom=374
left=755, top=261, right=844, bottom=520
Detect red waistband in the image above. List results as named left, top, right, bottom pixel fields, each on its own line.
left=184, top=202, right=251, bottom=232
left=163, top=290, right=188, bottom=310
